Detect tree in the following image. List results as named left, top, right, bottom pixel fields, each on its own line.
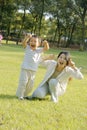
left=0, top=0, right=18, bottom=43
left=72, top=0, right=87, bottom=50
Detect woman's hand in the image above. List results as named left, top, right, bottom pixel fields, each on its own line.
left=69, top=59, right=75, bottom=67
left=68, top=59, right=77, bottom=70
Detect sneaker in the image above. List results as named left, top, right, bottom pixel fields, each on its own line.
left=19, top=97, right=24, bottom=100
left=24, top=96, right=32, bottom=100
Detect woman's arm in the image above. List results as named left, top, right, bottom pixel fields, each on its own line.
left=68, top=59, right=78, bottom=71
left=68, top=59, right=83, bottom=79
left=40, top=58, right=56, bottom=68
left=42, top=54, right=55, bottom=61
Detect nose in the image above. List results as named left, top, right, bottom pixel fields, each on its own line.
left=60, top=57, right=64, bottom=61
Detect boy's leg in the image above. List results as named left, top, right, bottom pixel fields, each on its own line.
left=16, top=69, right=28, bottom=98
left=24, top=70, right=36, bottom=97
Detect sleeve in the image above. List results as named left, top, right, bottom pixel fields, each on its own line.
left=37, top=48, right=43, bottom=53
left=66, top=66, right=84, bottom=79
left=39, top=60, right=56, bottom=68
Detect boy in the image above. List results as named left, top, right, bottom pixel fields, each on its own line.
left=16, top=34, right=49, bottom=99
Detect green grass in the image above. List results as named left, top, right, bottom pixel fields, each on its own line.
left=0, top=42, right=87, bottom=130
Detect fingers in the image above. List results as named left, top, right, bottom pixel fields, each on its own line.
left=42, top=40, right=48, bottom=46
left=26, top=34, right=32, bottom=39
left=49, top=54, right=55, bottom=59
left=69, top=59, right=75, bottom=66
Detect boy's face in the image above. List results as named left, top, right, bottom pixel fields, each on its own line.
left=29, top=37, right=39, bottom=50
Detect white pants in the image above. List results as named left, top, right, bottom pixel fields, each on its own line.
left=32, top=82, right=49, bottom=98
left=49, top=79, right=64, bottom=102
left=16, top=69, right=36, bottom=98
left=32, top=79, right=65, bottom=102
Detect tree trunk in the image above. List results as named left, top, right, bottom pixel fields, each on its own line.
left=38, top=0, right=44, bottom=36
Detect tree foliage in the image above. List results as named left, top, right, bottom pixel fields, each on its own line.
left=0, top=0, right=87, bottom=49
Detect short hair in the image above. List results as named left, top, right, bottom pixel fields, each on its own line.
left=27, top=34, right=38, bottom=44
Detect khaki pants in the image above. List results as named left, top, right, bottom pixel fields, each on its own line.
left=16, top=69, right=36, bottom=98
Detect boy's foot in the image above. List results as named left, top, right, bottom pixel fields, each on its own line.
left=19, top=97, right=24, bottom=100
left=24, top=96, right=32, bottom=100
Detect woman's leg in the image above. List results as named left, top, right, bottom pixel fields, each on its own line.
left=32, top=83, right=49, bottom=99
left=48, top=79, right=64, bottom=103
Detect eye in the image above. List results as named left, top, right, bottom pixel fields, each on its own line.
left=60, top=56, right=62, bottom=59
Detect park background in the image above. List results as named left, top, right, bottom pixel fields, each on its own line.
left=0, top=42, right=87, bottom=130
left=0, top=0, right=87, bottom=50
left=0, top=0, right=87, bottom=130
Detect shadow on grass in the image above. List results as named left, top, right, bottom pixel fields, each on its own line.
left=24, top=96, right=49, bottom=101
left=0, top=94, right=50, bottom=101
left=0, top=94, right=16, bottom=99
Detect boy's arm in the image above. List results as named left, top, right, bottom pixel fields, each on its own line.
left=22, top=34, right=32, bottom=48
left=42, top=40, right=49, bottom=51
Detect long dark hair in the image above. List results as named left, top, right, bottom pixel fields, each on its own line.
left=57, top=51, right=71, bottom=65
left=57, top=51, right=73, bottom=81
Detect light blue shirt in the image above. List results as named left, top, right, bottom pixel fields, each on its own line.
left=21, top=45, right=43, bottom=71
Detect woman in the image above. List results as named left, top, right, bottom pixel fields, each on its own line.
left=27, top=51, right=84, bottom=103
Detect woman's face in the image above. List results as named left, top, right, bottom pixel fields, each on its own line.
left=57, top=53, right=67, bottom=68
left=29, top=37, right=39, bottom=50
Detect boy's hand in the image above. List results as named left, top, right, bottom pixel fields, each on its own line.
left=22, top=34, right=32, bottom=48
left=26, top=34, right=32, bottom=39
left=42, top=40, right=48, bottom=46
left=42, top=40, right=49, bottom=51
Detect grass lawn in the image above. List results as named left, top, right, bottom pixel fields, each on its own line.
left=0, top=41, right=87, bottom=130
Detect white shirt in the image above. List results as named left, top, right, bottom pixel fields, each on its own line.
left=39, top=60, right=84, bottom=91
left=21, top=45, right=43, bottom=71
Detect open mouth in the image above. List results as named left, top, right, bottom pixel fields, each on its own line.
left=31, top=45, right=36, bottom=48
left=60, top=62, right=64, bottom=65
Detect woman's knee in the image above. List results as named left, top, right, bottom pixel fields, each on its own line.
left=49, top=79, right=57, bottom=87
left=32, top=89, right=45, bottom=99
